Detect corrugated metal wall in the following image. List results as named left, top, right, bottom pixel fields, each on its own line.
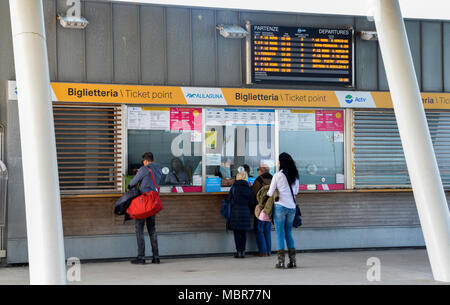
left=353, top=111, right=450, bottom=188
left=30, top=1, right=450, bottom=92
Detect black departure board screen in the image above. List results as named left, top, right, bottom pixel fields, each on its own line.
left=251, top=25, right=353, bottom=87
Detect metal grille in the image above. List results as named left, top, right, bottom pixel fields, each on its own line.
left=353, top=110, right=450, bottom=189
left=54, top=103, right=123, bottom=194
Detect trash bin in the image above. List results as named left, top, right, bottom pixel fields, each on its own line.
left=0, top=160, right=7, bottom=228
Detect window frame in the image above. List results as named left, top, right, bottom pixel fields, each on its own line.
left=123, top=105, right=350, bottom=194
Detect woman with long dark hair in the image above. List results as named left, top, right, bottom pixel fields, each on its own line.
left=266, top=152, right=299, bottom=269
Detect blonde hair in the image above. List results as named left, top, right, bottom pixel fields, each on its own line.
left=236, top=171, right=248, bottom=181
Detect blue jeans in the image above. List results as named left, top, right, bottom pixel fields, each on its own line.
left=254, top=217, right=272, bottom=254
left=273, top=204, right=296, bottom=251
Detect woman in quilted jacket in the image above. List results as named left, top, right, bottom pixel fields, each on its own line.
left=226, top=170, right=254, bottom=258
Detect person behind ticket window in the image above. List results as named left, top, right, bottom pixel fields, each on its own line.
left=226, top=171, right=254, bottom=259
left=128, top=152, right=162, bottom=265
left=267, top=152, right=299, bottom=269
left=220, top=159, right=232, bottom=179
left=243, top=164, right=252, bottom=178
left=165, top=157, right=189, bottom=185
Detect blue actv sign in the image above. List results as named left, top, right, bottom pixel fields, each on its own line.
left=344, top=94, right=367, bottom=104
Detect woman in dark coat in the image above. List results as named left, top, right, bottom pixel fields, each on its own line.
left=227, top=171, right=254, bottom=258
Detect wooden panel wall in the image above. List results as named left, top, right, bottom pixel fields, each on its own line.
left=61, top=194, right=227, bottom=236
left=58, top=191, right=448, bottom=237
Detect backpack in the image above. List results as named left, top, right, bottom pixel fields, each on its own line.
left=126, top=167, right=163, bottom=219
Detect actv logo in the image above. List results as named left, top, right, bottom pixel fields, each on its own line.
left=345, top=94, right=353, bottom=104
left=345, top=94, right=367, bottom=104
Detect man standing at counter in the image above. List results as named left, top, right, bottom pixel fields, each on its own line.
left=128, top=152, right=163, bottom=265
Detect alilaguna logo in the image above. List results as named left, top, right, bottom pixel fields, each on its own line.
left=185, top=93, right=224, bottom=99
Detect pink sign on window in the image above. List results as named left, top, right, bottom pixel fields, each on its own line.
left=315, top=110, right=344, bottom=132
left=170, top=108, right=202, bottom=131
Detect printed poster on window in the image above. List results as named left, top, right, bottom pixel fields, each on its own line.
left=127, top=107, right=170, bottom=130
left=279, top=110, right=316, bottom=131
left=205, top=108, right=274, bottom=126
left=170, top=108, right=202, bottom=142
left=170, top=108, right=202, bottom=131
left=315, top=110, right=344, bottom=132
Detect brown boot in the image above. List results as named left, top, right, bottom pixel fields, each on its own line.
left=275, top=250, right=285, bottom=269
left=287, top=248, right=297, bottom=268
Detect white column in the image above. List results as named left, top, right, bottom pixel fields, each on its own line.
left=373, top=0, right=450, bottom=282
left=9, top=0, right=66, bottom=284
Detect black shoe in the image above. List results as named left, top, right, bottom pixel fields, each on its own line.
left=152, top=258, right=160, bottom=264
left=131, top=258, right=146, bottom=265
left=239, top=251, right=246, bottom=258
left=234, top=252, right=240, bottom=258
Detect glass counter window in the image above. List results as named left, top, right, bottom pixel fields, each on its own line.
left=205, top=108, right=276, bottom=192
left=279, top=109, right=345, bottom=191
left=127, top=107, right=203, bottom=193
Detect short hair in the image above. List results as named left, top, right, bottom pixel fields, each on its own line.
left=142, top=152, right=154, bottom=162
left=258, top=165, right=270, bottom=173
left=236, top=171, right=248, bottom=181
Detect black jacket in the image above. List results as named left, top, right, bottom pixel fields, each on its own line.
left=227, top=180, right=254, bottom=231
left=114, top=187, right=140, bottom=216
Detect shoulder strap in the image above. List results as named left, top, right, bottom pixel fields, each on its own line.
left=172, top=171, right=180, bottom=183
left=283, top=172, right=296, bottom=204
left=148, top=167, right=160, bottom=193
left=230, top=185, right=236, bottom=202
left=284, top=173, right=302, bottom=216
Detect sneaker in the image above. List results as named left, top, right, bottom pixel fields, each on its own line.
left=131, top=258, right=146, bottom=265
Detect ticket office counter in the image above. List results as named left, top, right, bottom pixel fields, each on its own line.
left=59, top=104, right=349, bottom=237
left=56, top=102, right=435, bottom=241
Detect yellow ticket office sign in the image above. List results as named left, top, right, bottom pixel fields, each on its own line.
left=7, top=81, right=450, bottom=110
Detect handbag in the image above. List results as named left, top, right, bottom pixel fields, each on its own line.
left=285, top=173, right=302, bottom=228
left=221, top=187, right=236, bottom=231
left=127, top=167, right=163, bottom=219
left=293, top=205, right=302, bottom=228
left=257, top=209, right=271, bottom=222
left=254, top=195, right=271, bottom=222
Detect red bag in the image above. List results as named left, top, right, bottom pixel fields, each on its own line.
left=127, top=167, right=163, bottom=219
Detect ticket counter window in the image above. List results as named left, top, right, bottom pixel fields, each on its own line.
left=279, top=109, right=345, bottom=190
left=205, top=108, right=275, bottom=192
left=127, top=107, right=202, bottom=193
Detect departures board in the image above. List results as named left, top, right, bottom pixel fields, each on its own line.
left=251, top=25, right=353, bottom=87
